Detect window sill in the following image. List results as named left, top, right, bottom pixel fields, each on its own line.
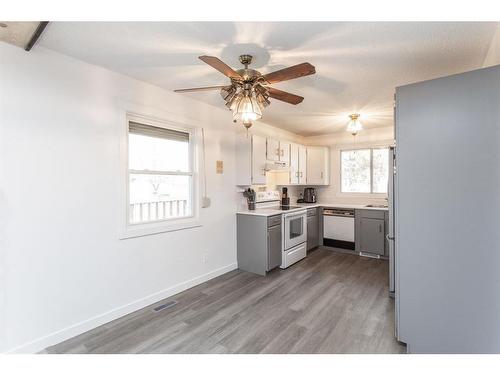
left=119, top=218, right=201, bottom=239
left=337, top=192, right=388, bottom=199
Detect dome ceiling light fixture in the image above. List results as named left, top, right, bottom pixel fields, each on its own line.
left=347, top=113, right=363, bottom=136
left=174, top=54, right=316, bottom=129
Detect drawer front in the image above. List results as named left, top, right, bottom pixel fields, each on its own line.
left=307, top=208, right=317, bottom=217
left=355, top=209, right=385, bottom=220
left=282, top=242, right=307, bottom=268
left=267, top=215, right=282, bottom=227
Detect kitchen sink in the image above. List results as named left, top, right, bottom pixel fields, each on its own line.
left=365, top=204, right=388, bottom=208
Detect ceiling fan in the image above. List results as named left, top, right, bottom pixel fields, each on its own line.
left=174, top=54, right=316, bottom=129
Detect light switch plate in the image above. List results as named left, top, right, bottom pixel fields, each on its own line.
left=216, top=160, right=223, bottom=174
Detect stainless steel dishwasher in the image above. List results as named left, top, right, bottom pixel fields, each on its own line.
left=323, top=208, right=355, bottom=250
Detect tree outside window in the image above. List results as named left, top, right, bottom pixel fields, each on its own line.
left=341, top=148, right=389, bottom=194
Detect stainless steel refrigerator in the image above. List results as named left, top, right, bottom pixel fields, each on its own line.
left=393, top=64, right=500, bottom=353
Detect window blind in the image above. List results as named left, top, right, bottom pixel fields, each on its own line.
left=129, top=121, right=189, bottom=142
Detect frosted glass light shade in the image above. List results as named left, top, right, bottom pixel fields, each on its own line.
left=346, top=114, right=363, bottom=135
left=233, top=95, right=262, bottom=123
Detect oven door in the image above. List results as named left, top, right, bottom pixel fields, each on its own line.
left=284, top=211, right=307, bottom=250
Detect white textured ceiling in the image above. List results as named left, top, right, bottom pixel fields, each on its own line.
left=38, top=22, right=498, bottom=136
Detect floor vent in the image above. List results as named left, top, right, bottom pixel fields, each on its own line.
left=153, top=300, right=177, bottom=312
left=359, top=252, right=381, bottom=259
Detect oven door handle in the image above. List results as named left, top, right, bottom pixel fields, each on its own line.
left=285, top=212, right=306, bottom=220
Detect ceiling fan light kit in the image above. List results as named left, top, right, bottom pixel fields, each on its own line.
left=175, top=54, right=316, bottom=129
left=232, top=92, right=262, bottom=127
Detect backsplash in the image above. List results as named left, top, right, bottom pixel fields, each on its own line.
left=281, top=185, right=388, bottom=206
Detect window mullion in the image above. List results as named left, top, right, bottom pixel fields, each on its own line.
left=370, top=148, right=374, bottom=194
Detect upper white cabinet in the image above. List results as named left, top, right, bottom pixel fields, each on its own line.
left=266, top=138, right=290, bottom=164
left=298, top=145, right=308, bottom=184
left=252, top=135, right=268, bottom=184
left=236, top=134, right=330, bottom=186
left=236, top=134, right=267, bottom=185
left=306, top=146, right=330, bottom=185
left=266, top=138, right=280, bottom=161
left=289, top=143, right=300, bottom=184
left=289, top=143, right=308, bottom=185
left=280, top=141, right=290, bottom=164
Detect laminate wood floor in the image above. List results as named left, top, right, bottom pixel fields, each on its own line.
left=44, top=248, right=405, bottom=354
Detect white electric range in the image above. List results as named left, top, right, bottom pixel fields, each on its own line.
left=252, top=191, right=308, bottom=269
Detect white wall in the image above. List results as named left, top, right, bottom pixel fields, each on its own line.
left=483, top=24, right=500, bottom=67
left=0, top=43, right=290, bottom=353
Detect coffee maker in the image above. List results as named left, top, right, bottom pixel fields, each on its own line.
left=303, top=187, right=317, bottom=203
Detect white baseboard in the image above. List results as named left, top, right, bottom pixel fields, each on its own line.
left=6, top=263, right=238, bottom=354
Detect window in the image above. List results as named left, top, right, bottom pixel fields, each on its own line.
left=341, top=147, right=389, bottom=194
left=128, top=120, right=194, bottom=225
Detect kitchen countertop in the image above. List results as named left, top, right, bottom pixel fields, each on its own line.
left=236, top=207, right=306, bottom=217
left=297, top=203, right=389, bottom=211
left=237, top=202, right=388, bottom=217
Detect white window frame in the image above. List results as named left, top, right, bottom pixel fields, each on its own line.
left=340, top=146, right=390, bottom=195
left=120, top=112, right=200, bottom=239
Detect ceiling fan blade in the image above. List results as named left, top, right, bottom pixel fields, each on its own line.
left=174, top=85, right=227, bottom=93
left=266, top=87, right=304, bottom=105
left=199, top=55, right=242, bottom=80
left=262, top=62, right=316, bottom=84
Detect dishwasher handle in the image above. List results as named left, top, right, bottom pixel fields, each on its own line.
left=323, top=209, right=355, bottom=217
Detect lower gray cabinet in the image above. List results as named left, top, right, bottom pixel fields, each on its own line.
left=307, top=208, right=319, bottom=250
left=359, top=217, right=385, bottom=255
left=237, top=213, right=282, bottom=276
left=267, top=223, right=282, bottom=270
left=355, top=209, right=386, bottom=256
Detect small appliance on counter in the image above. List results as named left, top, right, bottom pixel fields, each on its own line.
left=243, top=188, right=256, bottom=210
left=296, top=192, right=304, bottom=203
left=281, top=187, right=290, bottom=207
left=303, top=187, right=317, bottom=203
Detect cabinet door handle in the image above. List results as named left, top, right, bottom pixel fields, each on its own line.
left=281, top=149, right=284, bottom=157
left=276, top=148, right=280, bottom=156
left=379, top=224, right=382, bottom=233
left=320, top=172, right=323, bottom=179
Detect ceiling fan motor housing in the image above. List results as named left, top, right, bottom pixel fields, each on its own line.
left=235, top=69, right=261, bottom=82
